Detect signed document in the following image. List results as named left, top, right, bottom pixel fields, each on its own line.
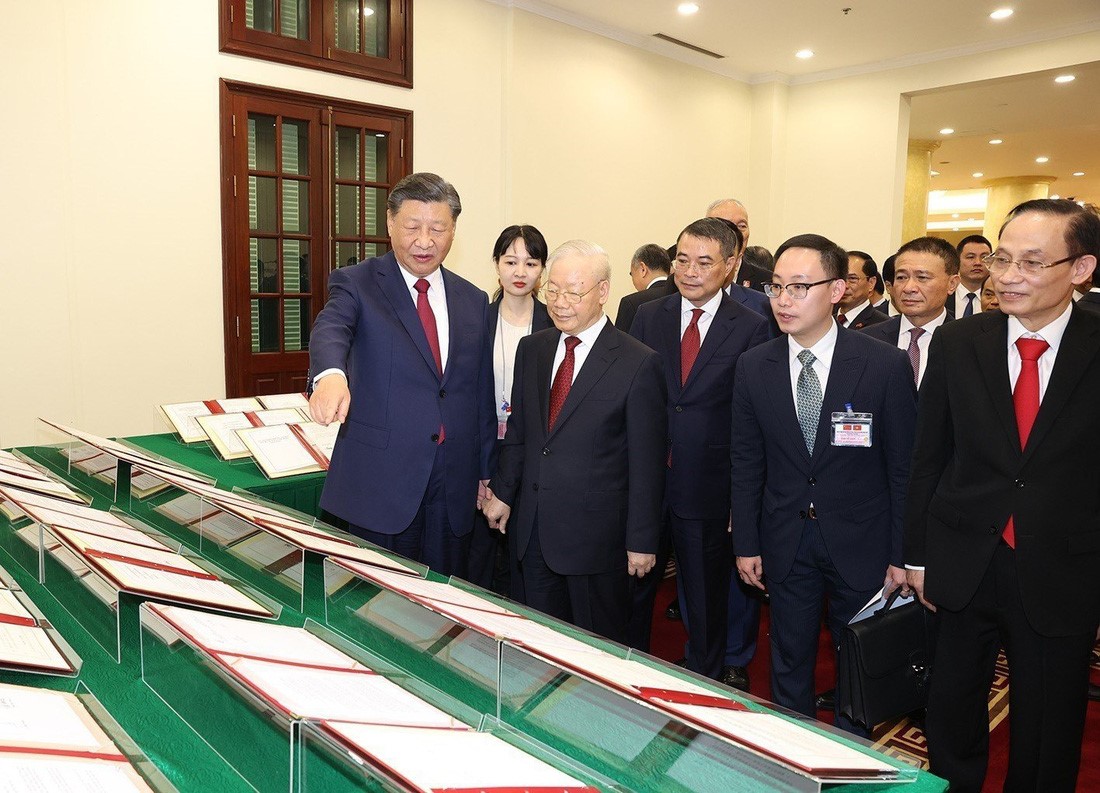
left=257, top=392, right=309, bottom=410
left=238, top=424, right=328, bottom=478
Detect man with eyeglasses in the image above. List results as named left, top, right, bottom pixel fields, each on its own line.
left=835, top=252, right=888, bottom=330
left=628, top=218, right=770, bottom=685
left=730, top=234, right=917, bottom=736
left=482, top=240, right=666, bottom=643
left=946, top=234, right=993, bottom=318
left=905, top=199, right=1100, bottom=792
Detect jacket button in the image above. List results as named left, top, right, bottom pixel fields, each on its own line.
left=808, top=477, right=816, bottom=485
left=675, top=406, right=683, bottom=413
left=430, top=433, right=440, bottom=442
left=799, top=510, right=807, bottom=519
left=439, top=389, right=446, bottom=398
left=541, top=448, right=550, bottom=456
left=532, top=483, right=539, bottom=491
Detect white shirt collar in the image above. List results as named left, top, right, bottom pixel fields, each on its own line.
left=567, top=314, right=608, bottom=348
left=681, top=290, right=723, bottom=318
left=1007, top=303, right=1073, bottom=354
left=648, top=275, right=668, bottom=286
left=899, top=307, right=948, bottom=335
left=841, top=299, right=870, bottom=322
left=789, top=317, right=839, bottom=369
left=396, top=263, right=444, bottom=294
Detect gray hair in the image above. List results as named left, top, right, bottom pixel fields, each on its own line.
left=706, top=197, right=746, bottom=215
left=387, top=172, right=462, bottom=219
left=547, top=239, right=612, bottom=282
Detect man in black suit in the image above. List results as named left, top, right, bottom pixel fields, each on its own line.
left=629, top=218, right=771, bottom=682
left=731, top=234, right=917, bottom=735
left=483, top=240, right=667, bottom=643
left=861, top=237, right=959, bottom=388
left=835, top=250, right=888, bottom=329
left=614, top=244, right=676, bottom=332
left=906, top=199, right=1100, bottom=792
left=945, top=234, right=993, bottom=318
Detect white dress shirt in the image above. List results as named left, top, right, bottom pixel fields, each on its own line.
left=680, top=291, right=722, bottom=345
left=787, top=319, right=839, bottom=407
left=1007, top=303, right=1072, bottom=399
left=315, top=264, right=450, bottom=386
left=551, top=315, right=608, bottom=387
left=838, top=299, right=870, bottom=327
left=953, top=283, right=982, bottom=316
left=897, top=309, right=948, bottom=387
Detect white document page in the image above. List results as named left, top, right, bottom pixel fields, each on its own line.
left=0, top=589, right=33, bottom=620
left=196, top=413, right=254, bottom=459
left=0, top=684, right=111, bottom=750
left=257, top=393, right=309, bottom=410
left=0, top=624, right=71, bottom=672
left=159, top=402, right=214, bottom=442
left=0, top=757, right=152, bottom=793
left=255, top=408, right=309, bottom=426
left=0, top=472, right=81, bottom=503
left=323, top=723, right=593, bottom=792
left=153, top=493, right=220, bottom=525
left=292, top=421, right=340, bottom=461
left=238, top=425, right=320, bottom=476
left=216, top=397, right=263, bottom=413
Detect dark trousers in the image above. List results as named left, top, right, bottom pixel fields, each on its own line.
left=625, top=518, right=672, bottom=653
left=467, top=510, right=511, bottom=596
left=521, top=518, right=630, bottom=644
left=349, top=444, right=470, bottom=580
left=925, top=542, right=1094, bottom=793
left=767, top=519, right=878, bottom=737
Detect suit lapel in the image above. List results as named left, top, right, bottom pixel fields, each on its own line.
left=547, top=321, right=617, bottom=440
left=658, top=298, right=684, bottom=399
left=536, top=329, right=559, bottom=433
left=439, top=268, right=466, bottom=387
left=377, top=258, right=442, bottom=381
left=972, top=314, right=1018, bottom=452
left=812, top=330, right=867, bottom=464
left=762, top=343, right=810, bottom=464
left=683, top=297, right=737, bottom=393
left=1020, top=309, right=1100, bottom=463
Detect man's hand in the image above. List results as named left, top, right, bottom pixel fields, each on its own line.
left=736, top=556, right=765, bottom=590
left=477, top=480, right=491, bottom=510
left=310, top=375, right=351, bottom=426
left=627, top=552, right=656, bottom=578
left=482, top=496, right=510, bottom=534
left=884, top=565, right=908, bottom=598
left=906, top=568, right=936, bottom=612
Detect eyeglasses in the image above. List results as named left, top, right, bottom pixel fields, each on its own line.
left=762, top=278, right=836, bottom=300
left=845, top=274, right=867, bottom=284
left=675, top=258, right=721, bottom=273
left=544, top=280, right=605, bottom=305
left=981, top=252, right=1082, bottom=276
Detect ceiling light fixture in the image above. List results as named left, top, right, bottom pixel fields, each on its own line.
left=677, top=2, right=699, bottom=15
left=952, top=213, right=960, bottom=218
left=1051, top=194, right=1060, bottom=199
left=939, top=127, right=954, bottom=135
left=952, top=227, right=961, bottom=232
left=1036, top=156, right=1049, bottom=163
left=989, top=138, right=1003, bottom=145
left=990, top=8, right=1014, bottom=20
left=930, top=170, right=940, bottom=176
left=1054, top=74, right=1076, bottom=83
left=362, top=6, right=374, bottom=15
left=1073, top=171, right=1085, bottom=177
left=795, top=49, right=814, bottom=59
left=972, top=172, right=984, bottom=178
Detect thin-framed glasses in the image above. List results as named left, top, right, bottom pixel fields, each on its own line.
left=544, top=280, right=605, bottom=305
left=762, top=278, right=836, bottom=300
left=675, top=258, right=721, bottom=273
left=981, top=252, right=1082, bottom=277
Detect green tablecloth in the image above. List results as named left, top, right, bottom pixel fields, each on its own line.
left=1, top=443, right=947, bottom=792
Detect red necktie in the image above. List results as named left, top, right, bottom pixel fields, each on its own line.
left=906, top=327, right=925, bottom=387
left=1003, top=337, right=1049, bottom=548
left=681, top=309, right=703, bottom=386
left=548, top=336, right=580, bottom=431
left=415, top=278, right=445, bottom=444
left=837, top=312, right=848, bottom=327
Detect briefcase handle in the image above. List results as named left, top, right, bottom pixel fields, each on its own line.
left=874, top=587, right=934, bottom=682
left=873, top=586, right=908, bottom=617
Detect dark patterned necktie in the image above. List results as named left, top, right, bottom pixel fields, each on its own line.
left=548, top=336, right=581, bottom=431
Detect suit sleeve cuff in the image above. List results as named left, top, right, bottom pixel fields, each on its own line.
left=312, top=368, right=346, bottom=387
left=904, top=564, right=925, bottom=571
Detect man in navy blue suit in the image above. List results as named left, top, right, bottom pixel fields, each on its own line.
left=308, top=173, right=496, bottom=578
left=730, top=234, right=917, bottom=734
left=630, top=218, right=770, bottom=682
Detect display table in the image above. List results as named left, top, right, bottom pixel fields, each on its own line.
left=0, top=442, right=948, bottom=792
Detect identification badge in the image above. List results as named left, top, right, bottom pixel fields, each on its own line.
left=831, top=411, right=872, bottom=447
left=498, top=421, right=508, bottom=440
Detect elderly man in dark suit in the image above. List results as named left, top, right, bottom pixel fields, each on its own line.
left=835, top=251, right=888, bottom=330
left=629, top=218, right=770, bottom=682
left=906, top=199, right=1100, bottom=793
left=483, top=241, right=666, bottom=642
left=309, top=173, right=496, bottom=579
left=614, top=244, right=677, bottom=333
left=730, top=233, right=917, bottom=736
left=861, top=236, right=959, bottom=388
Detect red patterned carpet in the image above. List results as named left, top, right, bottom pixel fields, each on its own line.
left=648, top=577, right=1100, bottom=792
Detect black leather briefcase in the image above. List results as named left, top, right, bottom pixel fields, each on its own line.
left=837, top=588, right=936, bottom=728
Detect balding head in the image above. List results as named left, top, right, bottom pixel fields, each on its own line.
left=706, top=199, right=750, bottom=245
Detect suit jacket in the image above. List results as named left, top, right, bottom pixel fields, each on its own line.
left=487, top=295, right=553, bottom=338
left=490, top=321, right=667, bottom=575
left=309, top=252, right=496, bottom=537
left=730, top=329, right=917, bottom=590
left=840, top=303, right=889, bottom=330
left=860, top=313, right=953, bottom=346
left=729, top=283, right=780, bottom=338
left=1077, top=290, right=1100, bottom=314
left=614, top=277, right=677, bottom=333
left=630, top=293, right=770, bottom=519
left=903, top=306, right=1100, bottom=636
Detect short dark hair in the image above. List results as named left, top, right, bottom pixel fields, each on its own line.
left=849, top=250, right=880, bottom=293
left=955, top=234, right=991, bottom=254
left=492, top=225, right=548, bottom=265
left=632, top=243, right=672, bottom=274
left=1000, top=199, right=1100, bottom=260
left=981, top=273, right=994, bottom=292
left=678, top=217, right=743, bottom=260
left=895, top=236, right=961, bottom=275
left=881, top=253, right=897, bottom=284
left=774, top=234, right=848, bottom=281
left=387, top=172, right=462, bottom=219
left=737, top=246, right=774, bottom=286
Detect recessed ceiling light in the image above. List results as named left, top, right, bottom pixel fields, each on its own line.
left=677, top=2, right=699, bottom=15
left=952, top=227, right=960, bottom=232
left=952, top=213, right=960, bottom=218
left=990, top=8, right=1014, bottom=20
left=1036, top=156, right=1049, bottom=163
left=1073, top=171, right=1085, bottom=177
left=930, top=170, right=940, bottom=176
left=1054, top=74, right=1075, bottom=83
left=972, top=172, right=984, bottom=178
left=362, top=7, right=374, bottom=15
left=939, top=127, right=954, bottom=135
left=989, top=138, right=1003, bottom=145
left=1051, top=194, right=1060, bottom=199
left=795, top=49, right=814, bottom=59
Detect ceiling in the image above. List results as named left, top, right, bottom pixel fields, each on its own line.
left=507, top=0, right=1100, bottom=83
